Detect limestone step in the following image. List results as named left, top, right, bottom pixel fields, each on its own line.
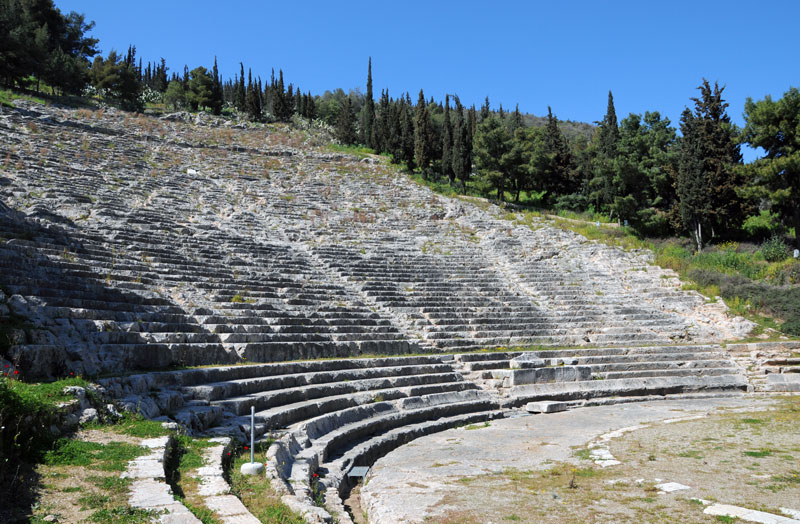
left=290, top=392, right=497, bottom=486
left=185, top=363, right=456, bottom=401
left=319, top=409, right=505, bottom=492
left=217, top=372, right=467, bottom=417
left=507, top=374, right=749, bottom=406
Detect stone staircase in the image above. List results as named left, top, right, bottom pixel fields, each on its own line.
left=726, top=341, right=800, bottom=392
left=95, top=344, right=751, bottom=522
left=450, top=345, right=749, bottom=406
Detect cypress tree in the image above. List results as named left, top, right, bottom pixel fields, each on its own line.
left=510, top=103, right=524, bottom=132
left=400, top=93, right=416, bottom=169
left=306, top=91, right=316, bottom=120
left=235, top=62, right=246, bottom=112
left=480, top=96, right=490, bottom=121
left=245, top=69, right=260, bottom=120
left=441, top=94, right=454, bottom=182
left=336, top=95, right=357, bottom=145
left=210, top=56, right=222, bottom=115
left=598, top=90, right=620, bottom=158
left=414, top=89, right=433, bottom=171
left=361, top=57, right=376, bottom=148
left=544, top=106, right=575, bottom=196
left=286, top=83, right=294, bottom=116
left=374, top=88, right=391, bottom=154
left=469, top=105, right=477, bottom=136
left=452, top=96, right=473, bottom=192
left=155, top=58, right=168, bottom=92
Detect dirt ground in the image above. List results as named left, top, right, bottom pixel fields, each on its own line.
left=14, top=429, right=143, bottom=524
left=362, top=395, right=800, bottom=523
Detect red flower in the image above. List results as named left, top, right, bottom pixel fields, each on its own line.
left=13, top=370, right=19, bottom=375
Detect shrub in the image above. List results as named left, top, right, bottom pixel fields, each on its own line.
left=760, top=236, right=789, bottom=263
left=782, top=319, right=800, bottom=336
left=743, top=210, right=784, bottom=240
left=688, top=269, right=800, bottom=335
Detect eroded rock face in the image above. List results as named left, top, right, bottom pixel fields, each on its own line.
left=0, top=101, right=753, bottom=377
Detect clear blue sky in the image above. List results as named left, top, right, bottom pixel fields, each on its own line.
left=56, top=0, right=798, bottom=160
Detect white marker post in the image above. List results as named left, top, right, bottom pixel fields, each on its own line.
left=240, top=405, right=265, bottom=476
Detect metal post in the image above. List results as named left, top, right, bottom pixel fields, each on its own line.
left=240, top=405, right=264, bottom=476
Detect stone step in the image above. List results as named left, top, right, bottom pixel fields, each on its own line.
left=217, top=372, right=467, bottom=417
left=455, top=345, right=723, bottom=362
left=597, top=367, right=736, bottom=380
left=291, top=392, right=496, bottom=486
left=507, top=374, right=749, bottom=405
left=185, top=363, right=455, bottom=401
left=319, top=409, right=505, bottom=492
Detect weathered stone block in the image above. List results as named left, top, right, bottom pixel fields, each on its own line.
left=525, top=401, right=567, bottom=413
left=509, top=366, right=592, bottom=386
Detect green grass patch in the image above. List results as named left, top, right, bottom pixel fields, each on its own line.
left=110, top=413, right=172, bottom=438
left=2, top=376, right=90, bottom=407
left=43, top=439, right=145, bottom=471
left=0, top=88, right=47, bottom=108
left=87, top=475, right=131, bottom=494
left=180, top=498, right=221, bottom=524
left=176, top=435, right=217, bottom=471
left=678, top=449, right=703, bottom=459
left=79, top=492, right=112, bottom=510
left=87, top=506, right=162, bottom=524
left=743, top=449, right=772, bottom=458
left=326, top=143, right=376, bottom=159
left=229, top=439, right=305, bottom=524
left=1, top=376, right=91, bottom=463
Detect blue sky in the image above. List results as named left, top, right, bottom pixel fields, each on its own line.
left=56, top=1, right=798, bottom=160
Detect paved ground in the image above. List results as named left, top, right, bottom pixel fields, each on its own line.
left=361, top=395, right=783, bottom=523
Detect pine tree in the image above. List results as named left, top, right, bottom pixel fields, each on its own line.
left=441, top=94, right=454, bottom=183
left=676, top=80, right=743, bottom=251
left=474, top=114, right=515, bottom=201
left=742, top=86, right=800, bottom=246
left=360, top=57, right=376, bottom=148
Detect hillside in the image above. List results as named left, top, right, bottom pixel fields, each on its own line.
left=0, top=101, right=752, bottom=380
